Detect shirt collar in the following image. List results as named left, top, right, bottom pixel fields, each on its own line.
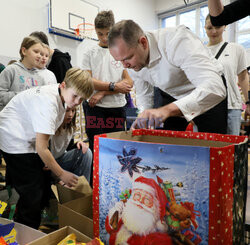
left=146, top=32, right=162, bottom=68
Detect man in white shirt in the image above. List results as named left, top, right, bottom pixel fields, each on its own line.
left=108, top=20, right=227, bottom=133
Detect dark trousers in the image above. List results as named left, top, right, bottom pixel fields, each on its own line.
left=83, top=102, right=126, bottom=153
left=2, top=151, right=51, bottom=229
left=154, top=78, right=228, bottom=134
left=83, top=102, right=126, bottom=186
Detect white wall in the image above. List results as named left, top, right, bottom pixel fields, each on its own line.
left=0, top=0, right=157, bottom=67
left=77, top=0, right=157, bottom=66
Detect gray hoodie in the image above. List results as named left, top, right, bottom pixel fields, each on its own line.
left=0, top=61, right=47, bottom=111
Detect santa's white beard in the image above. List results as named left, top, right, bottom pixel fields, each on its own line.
left=122, top=200, right=159, bottom=236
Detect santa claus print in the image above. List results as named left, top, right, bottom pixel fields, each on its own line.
left=97, top=140, right=209, bottom=244
left=105, top=176, right=173, bottom=245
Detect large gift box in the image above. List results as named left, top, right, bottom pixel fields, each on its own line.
left=93, top=129, right=248, bottom=245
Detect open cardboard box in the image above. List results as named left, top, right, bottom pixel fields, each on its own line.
left=0, top=217, right=45, bottom=245
left=28, top=226, right=91, bottom=245
left=58, top=194, right=93, bottom=238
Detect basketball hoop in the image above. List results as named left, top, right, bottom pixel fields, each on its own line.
left=75, top=22, right=95, bottom=40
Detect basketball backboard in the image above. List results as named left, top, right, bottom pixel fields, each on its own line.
left=49, top=0, right=99, bottom=41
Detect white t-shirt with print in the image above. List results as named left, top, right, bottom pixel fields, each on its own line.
left=0, top=84, right=66, bottom=153
left=207, top=42, right=248, bottom=109
left=82, top=44, right=126, bottom=108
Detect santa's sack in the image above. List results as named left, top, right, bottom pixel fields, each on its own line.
left=93, top=129, right=248, bottom=245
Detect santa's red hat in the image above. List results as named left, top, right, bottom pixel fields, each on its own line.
left=133, top=176, right=167, bottom=221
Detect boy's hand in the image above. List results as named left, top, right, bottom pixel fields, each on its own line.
left=59, top=170, right=78, bottom=187
left=77, top=141, right=89, bottom=154
left=89, top=91, right=105, bottom=107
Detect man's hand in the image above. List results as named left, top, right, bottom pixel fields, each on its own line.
left=131, top=108, right=165, bottom=129
left=59, top=170, right=78, bottom=187
left=115, top=80, right=132, bottom=94
left=77, top=141, right=89, bottom=154
left=131, top=103, right=182, bottom=129
left=89, top=91, right=105, bottom=107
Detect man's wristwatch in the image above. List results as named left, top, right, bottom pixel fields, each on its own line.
left=109, top=82, right=115, bottom=91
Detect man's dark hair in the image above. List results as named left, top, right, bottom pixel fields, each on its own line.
left=30, top=31, right=49, bottom=46
left=108, top=20, right=144, bottom=48
left=94, top=10, right=115, bottom=29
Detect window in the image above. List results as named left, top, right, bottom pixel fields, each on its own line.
left=199, top=6, right=209, bottom=39
left=161, top=15, right=176, bottom=28
left=159, top=1, right=208, bottom=41
left=179, top=9, right=196, bottom=33
left=236, top=16, right=250, bottom=49
left=158, top=1, right=250, bottom=49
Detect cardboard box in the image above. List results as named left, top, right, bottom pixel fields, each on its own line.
left=28, top=226, right=91, bottom=245
left=58, top=195, right=93, bottom=238
left=56, top=184, right=86, bottom=204
left=0, top=217, right=46, bottom=244
left=56, top=176, right=92, bottom=204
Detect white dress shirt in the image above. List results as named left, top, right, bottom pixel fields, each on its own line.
left=130, top=25, right=226, bottom=121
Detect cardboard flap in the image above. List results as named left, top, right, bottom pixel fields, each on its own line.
left=58, top=196, right=93, bottom=238
left=71, top=176, right=92, bottom=195
left=64, top=195, right=93, bottom=218
left=56, top=184, right=86, bottom=204
left=28, top=226, right=91, bottom=245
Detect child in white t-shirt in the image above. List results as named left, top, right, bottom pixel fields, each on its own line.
left=205, top=15, right=249, bottom=135
left=0, top=36, right=47, bottom=111
left=50, top=107, right=92, bottom=183
left=82, top=10, right=133, bottom=154
left=0, top=68, right=94, bottom=229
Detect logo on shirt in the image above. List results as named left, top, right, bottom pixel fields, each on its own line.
left=111, top=60, right=122, bottom=69
left=19, top=76, right=39, bottom=87
left=35, top=87, right=41, bottom=94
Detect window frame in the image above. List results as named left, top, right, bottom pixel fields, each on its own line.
left=158, top=0, right=207, bottom=34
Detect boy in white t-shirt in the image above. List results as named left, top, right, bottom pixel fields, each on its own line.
left=82, top=10, right=133, bottom=153
left=0, top=68, right=94, bottom=229
left=50, top=107, right=92, bottom=183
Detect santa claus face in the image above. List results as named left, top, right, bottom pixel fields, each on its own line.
left=132, top=189, right=154, bottom=210
left=121, top=188, right=167, bottom=236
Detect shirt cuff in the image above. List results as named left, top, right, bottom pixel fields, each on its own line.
left=173, top=99, right=201, bottom=122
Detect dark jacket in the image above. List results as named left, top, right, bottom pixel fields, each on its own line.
left=47, top=49, right=72, bottom=83
left=210, top=0, right=250, bottom=26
